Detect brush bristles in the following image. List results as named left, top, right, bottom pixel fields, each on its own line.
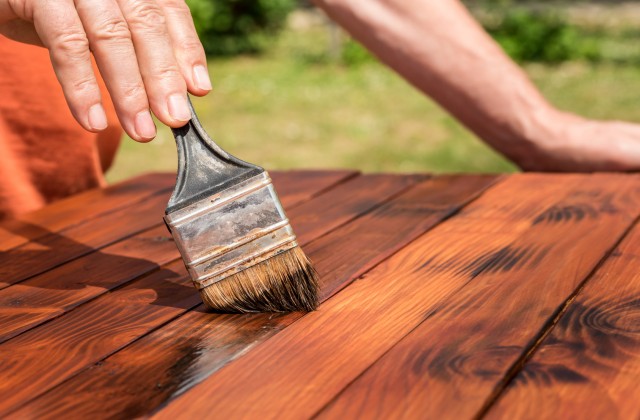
left=199, top=246, right=319, bottom=313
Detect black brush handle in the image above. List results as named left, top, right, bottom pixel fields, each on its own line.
left=166, top=97, right=263, bottom=214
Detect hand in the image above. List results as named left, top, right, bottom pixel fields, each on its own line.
left=313, top=0, right=640, bottom=173
left=0, top=0, right=211, bottom=141
left=513, top=111, right=640, bottom=172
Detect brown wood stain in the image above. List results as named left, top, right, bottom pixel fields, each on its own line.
left=2, top=171, right=639, bottom=419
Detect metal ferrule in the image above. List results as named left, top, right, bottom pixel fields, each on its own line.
left=164, top=172, right=298, bottom=290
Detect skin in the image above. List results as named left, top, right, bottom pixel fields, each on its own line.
left=0, top=0, right=211, bottom=142
left=313, top=0, right=640, bottom=171
left=1, top=0, right=639, bottom=171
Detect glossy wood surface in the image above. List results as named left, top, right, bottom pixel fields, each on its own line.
left=0, top=173, right=175, bottom=252
left=1, top=171, right=638, bottom=419
left=0, top=171, right=394, bottom=347
left=10, top=175, right=496, bottom=419
left=0, top=170, right=357, bottom=416
left=316, top=174, right=640, bottom=420
left=486, top=215, right=640, bottom=420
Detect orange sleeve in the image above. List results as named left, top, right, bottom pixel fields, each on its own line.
left=0, top=36, right=122, bottom=219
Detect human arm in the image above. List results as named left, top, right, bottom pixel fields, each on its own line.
left=0, top=0, right=211, bottom=142
left=313, top=0, right=640, bottom=171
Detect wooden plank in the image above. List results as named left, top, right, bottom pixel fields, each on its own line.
left=0, top=189, right=172, bottom=288
left=312, top=175, right=498, bottom=302
left=0, top=259, right=197, bottom=417
left=0, top=225, right=179, bottom=343
left=270, top=170, right=359, bottom=208
left=0, top=173, right=174, bottom=251
left=0, top=171, right=368, bottom=345
left=287, top=173, right=427, bottom=242
left=0, top=173, right=426, bottom=416
left=149, top=174, right=640, bottom=420
left=314, top=174, right=640, bottom=420
left=485, top=221, right=640, bottom=420
left=0, top=170, right=355, bottom=289
left=0, top=169, right=353, bottom=253
left=9, top=175, right=498, bottom=419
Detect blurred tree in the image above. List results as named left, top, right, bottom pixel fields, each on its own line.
left=463, top=0, right=601, bottom=63
left=484, top=8, right=600, bottom=63
left=186, top=0, right=296, bottom=56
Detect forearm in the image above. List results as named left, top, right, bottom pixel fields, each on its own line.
left=313, top=0, right=558, bottom=161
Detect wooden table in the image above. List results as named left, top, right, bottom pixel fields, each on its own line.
left=1, top=170, right=639, bottom=419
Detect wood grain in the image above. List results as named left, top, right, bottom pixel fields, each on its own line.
left=8, top=176, right=499, bottom=419
left=151, top=174, right=640, bottom=420
left=0, top=172, right=360, bottom=342
left=269, top=170, right=358, bottom=208
left=0, top=225, right=179, bottom=343
left=315, top=174, right=640, bottom=420
left=0, top=173, right=174, bottom=252
left=288, top=173, right=427, bottom=242
left=0, top=190, right=171, bottom=288
left=0, top=259, right=197, bottom=417
left=0, top=170, right=355, bottom=289
left=486, top=221, right=640, bottom=419
left=0, top=169, right=351, bottom=255
left=310, top=174, right=499, bottom=302
left=0, top=173, right=430, bottom=416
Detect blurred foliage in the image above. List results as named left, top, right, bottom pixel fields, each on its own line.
left=341, top=39, right=375, bottom=66
left=108, top=5, right=640, bottom=182
left=186, top=0, right=295, bottom=56
left=484, top=8, right=601, bottom=63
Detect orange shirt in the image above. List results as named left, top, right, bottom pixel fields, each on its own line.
left=0, top=37, right=122, bottom=219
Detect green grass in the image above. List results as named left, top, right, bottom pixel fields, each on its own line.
left=106, top=21, right=640, bottom=183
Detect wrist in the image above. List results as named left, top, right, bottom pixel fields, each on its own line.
left=506, top=106, right=590, bottom=171
left=477, top=100, right=558, bottom=167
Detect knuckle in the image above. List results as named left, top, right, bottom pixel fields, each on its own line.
left=91, top=17, right=132, bottom=43
left=51, top=29, right=90, bottom=57
left=161, top=0, right=192, bottom=18
left=181, top=38, right=205, bottom=55
left=70, top=76, right=98, bottom=95
left=8, top=0, right=31, bottom=20
left=127, top=0, right=166, bottom=29
left=153, top=65, right=183, bottom=82
left=121, top=83, right=147, bottom=100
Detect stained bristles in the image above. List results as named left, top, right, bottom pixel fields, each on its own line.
left=199, top=246, right=319, bottom=313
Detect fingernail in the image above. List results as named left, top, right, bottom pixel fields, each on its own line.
left=168, top=94, right=191, bottom=122
left=134, top=110, right=156, bottom=140
left=88, top=103, right=108, bottom=131
left=193, top=65, right=212, bottom=91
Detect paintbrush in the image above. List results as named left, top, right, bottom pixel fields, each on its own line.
left=163, top=98, right=318, bottom=313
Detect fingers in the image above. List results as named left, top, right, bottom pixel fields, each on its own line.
left=32, top=0, right=107, bottom=132
left=0, top=1, right=18, bottom=23
left=0, top=20, right=44, bottom=47
left=115, top=0, right=192, bottom=128
left=158, top=0, right=211, bottom=96
left=28, top=0, right=208, bottom=139
left=75, top=0, right=158, bottom=141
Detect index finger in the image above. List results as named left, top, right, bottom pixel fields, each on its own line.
left=158, top=0, right=211, bottom=95
left=75, top=0, right=158, bottom=141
